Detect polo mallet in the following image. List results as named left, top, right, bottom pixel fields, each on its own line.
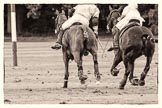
left=102, top=39, right=110, bottom=58
left=97, top=38, right=104, bottom=51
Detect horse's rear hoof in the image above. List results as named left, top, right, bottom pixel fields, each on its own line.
left=63, top=83, right=68, bottom=88
left=111, top=68, right=119, bottom=76
left=63, top=81, right=68, bottom=88
left=119, top=80, right=126, bottom=89
left=119, top=86, right=124, bottom=90
left=80, top=75, right=88, bottom=84
left=63, top=85, right=67, bottom=88
left=82, top=75, right=88, bottom=80
left=130, top=78, right=139, bottom=86
left=80, top=80, right=86, bottom=84
left=96, top=75, right=101, bottom=81
left=138, top=80, right=145, bottom=86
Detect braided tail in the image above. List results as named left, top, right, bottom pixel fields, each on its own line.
left=142, top=34, right=158, bottom=43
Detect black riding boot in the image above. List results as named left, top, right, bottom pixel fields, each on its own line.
left=107, top=26, right=120, bottom=51
left=51, top=29, right=64, bottom=50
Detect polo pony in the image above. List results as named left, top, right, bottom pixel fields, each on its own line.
left=107, top=9, right=158, bottom=89
left=54, top=12, right=101, bottom=88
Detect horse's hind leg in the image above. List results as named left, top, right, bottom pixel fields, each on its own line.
left=63, top=51, right=69, bottom=88
left=138, top=56, right=152, bottom=86
left=110, top=50, right=122, bottom=76
left=128, top=62, right=139, bottom=86
left=119, top=56, right=134, bottom=89
left=90, top=49, right=101, bottom=82
left=74, top=52, right=87, bottom=84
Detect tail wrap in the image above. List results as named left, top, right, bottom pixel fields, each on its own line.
left=142, top=34, right=158, bottom=43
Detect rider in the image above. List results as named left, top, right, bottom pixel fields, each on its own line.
left=108, top=3, right=145, bottom=51
left=51, top=4, right=100, bottom=49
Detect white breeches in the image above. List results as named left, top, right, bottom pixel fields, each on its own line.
left=116, top=17, right=143, bottom=30
left=62, top=14, right=89, bottom=30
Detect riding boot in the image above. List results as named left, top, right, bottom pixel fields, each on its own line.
left=51, top=28, right=64, bottom=49
left=113, top=27, right=120, bottom=48
left=108, top=26, right=120, bottom=51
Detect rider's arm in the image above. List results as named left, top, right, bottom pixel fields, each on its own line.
left=117, top=15, right=125, bottom=21
left=90, top=5, right=100, bottom=35
left=91, top=5, right=100, bottom=18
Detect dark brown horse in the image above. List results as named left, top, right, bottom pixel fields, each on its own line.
left=107, top=10, right=158, bottom=89
left=55, top=12, right=101, bottom=88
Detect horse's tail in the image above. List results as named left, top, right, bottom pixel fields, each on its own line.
left=80, top=25, right=89, bottom=56
left=142, top=34, right=158, bottom=43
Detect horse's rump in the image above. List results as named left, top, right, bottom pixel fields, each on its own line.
left=62, top=25, right=97, bottom=54
left=120, top=25, right=155, bottom=56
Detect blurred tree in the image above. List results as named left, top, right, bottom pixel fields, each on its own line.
left=4, top=4, right=158, bottom=36
left=25, top=4, right=42, bottom=19
left=7, top=5, right=11, bottom=34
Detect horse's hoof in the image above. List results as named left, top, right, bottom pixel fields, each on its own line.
left=63, top=86, right=67, bottom=88
left=138, top=80, right=145, bottom=86
left=63, top=84, right=68, bottom=88
left=119, top=80, right=126, bottom=89
left=130, top=78, right=139, bottom=86
left=111, top=68, right=119, bottom=76
left=96, top=75, right=101, bottom=81
left=119, top=85, right=124, bottom=90
left=79, top=75, right=88, bottom=85
left=80, top=80, right=86, bottom=85
left=82, top=75, right=88, bottom=80
left=63, top=81, right=68, bottom=88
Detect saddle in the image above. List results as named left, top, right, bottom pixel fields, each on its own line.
left=119, top=19, right=141, bottom=38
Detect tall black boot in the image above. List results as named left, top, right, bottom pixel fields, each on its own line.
left=51, top=29, right=64, bottom=50
left=107, top=26, right=120, bottom=51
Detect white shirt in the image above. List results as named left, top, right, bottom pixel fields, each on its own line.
left=73, top=5, right=100, bottom=21
left=116, top=5, right=145, bottom=30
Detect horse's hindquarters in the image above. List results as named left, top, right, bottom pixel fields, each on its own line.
left=114, top=26, right=156, bottom=89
